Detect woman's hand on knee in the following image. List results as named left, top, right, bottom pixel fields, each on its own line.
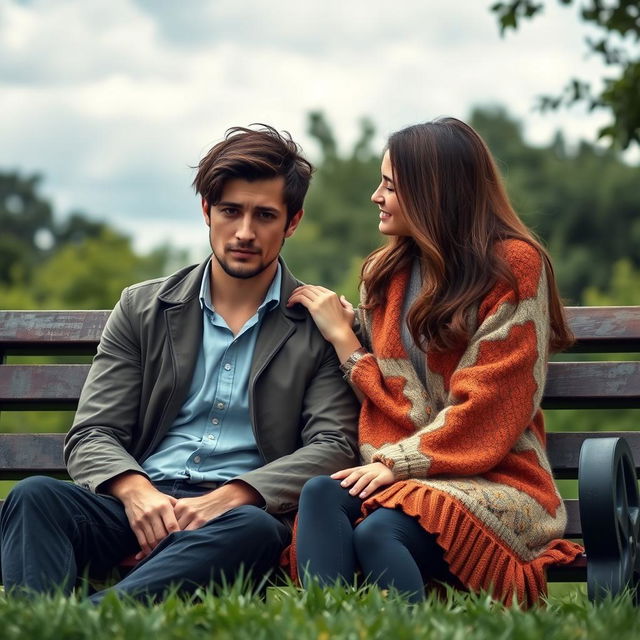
left=331, top=462, right=395, bottom=499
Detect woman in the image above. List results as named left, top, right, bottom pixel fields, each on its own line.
left=287, top=117, right=583, bottom=606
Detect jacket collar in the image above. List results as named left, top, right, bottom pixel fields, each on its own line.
left=157, top=256, right=308, bottom=321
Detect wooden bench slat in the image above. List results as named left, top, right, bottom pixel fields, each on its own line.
left=0, top=365, right=90, bottom=410
left=0, top=307, right=638, bottom=590
left=0, top=433, right=67, bottom=479
left=0, top=310, right=109, bottom=356
left=0, top=431, right=600, bottom=540
left=565, top=306, right=640, bottom=353
left=0, top=307, right=638, bottom=356
left=563, top=498, right=581, bottom=538
left=546, top=553, right=587, bottom=582
left=543, top=361, right=640, bottom=409
left=1, top=362, right=638, bottom=410
left=547, top=432, right=640, bottom=479
left=0, top=430, right=631, bottom=507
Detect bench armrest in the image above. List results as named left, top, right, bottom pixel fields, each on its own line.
left=578, top=436, right=640, bottom=601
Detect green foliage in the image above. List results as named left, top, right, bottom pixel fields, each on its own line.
left=584, top=259, right=640, bottom=305
left=29, top=230, right=166, bottom=309
left=282, top=111, right=382, bottom=302
left=0, top=172, right=56, bottom=286
left=286, top=108, right=640, bottom=306
left=0, top=229, right=173, bottom=311
left=469, top=106, right=640, bottom=303
left=491, top=0, right=640, bottom=148
left=0, top=584, right=640, bottom=639
left=1, top=108, right=639, bottom=440
left=0, top=170, right=179, bottom=311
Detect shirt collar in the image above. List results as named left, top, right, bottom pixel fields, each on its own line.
left=199, top=259, right=282, bottom=315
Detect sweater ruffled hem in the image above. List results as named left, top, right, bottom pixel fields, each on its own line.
left=360, top=480, right=584, bottom=607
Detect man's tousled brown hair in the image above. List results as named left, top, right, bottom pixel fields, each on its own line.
left=192, top=124, right=313, bottom=224
left=362, top=117, right=573, bottom=353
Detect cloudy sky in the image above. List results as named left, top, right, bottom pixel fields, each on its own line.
left=0, top=0, right=622, bottom=258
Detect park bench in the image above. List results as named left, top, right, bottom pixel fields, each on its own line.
left=0, top=307, right=639, bottom=600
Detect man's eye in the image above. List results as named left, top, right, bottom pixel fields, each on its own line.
left=221, top=208, right=238, bottom=216
left=259, top=211, right=276, bottom=220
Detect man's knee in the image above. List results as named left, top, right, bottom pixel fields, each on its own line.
left=6, top=475, right=63, bottom=502
left=1, top=477, right=77, bottom=535
left=225, top=505, right=289, bottom=549
left=2, top=476, right=65, bottom=518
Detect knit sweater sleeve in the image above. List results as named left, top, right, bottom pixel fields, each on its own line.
left=349, top=241, right=550, bottom=481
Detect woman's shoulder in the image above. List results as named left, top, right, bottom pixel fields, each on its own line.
left=496, top=238, right=543, bottom=276
left=478, top=239, right=545, bottom=318
left=496, top=238, right=545, bottom=294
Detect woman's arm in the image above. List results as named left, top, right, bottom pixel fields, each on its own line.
left=349, top=244, right=551, bottom=481
left=287, top=285, right=363, bottom=364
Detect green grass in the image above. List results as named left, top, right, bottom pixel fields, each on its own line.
left=0, top=582, right=639, bottom=640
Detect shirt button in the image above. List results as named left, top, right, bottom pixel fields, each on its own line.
left=211, top=418, right=219, bottom=425
left=208, top=434, right=216, bottom=440
left=216, top=401, right=225, bottom=409
left=194, top=455, right=201, bottom=464
left=224, top=363, right=231, bottom=371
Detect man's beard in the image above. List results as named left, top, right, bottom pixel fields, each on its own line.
left=212, top=247, right=277, bottom=280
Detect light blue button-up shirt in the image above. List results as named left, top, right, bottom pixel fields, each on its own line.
left=142, top=261, right=281, bottom=484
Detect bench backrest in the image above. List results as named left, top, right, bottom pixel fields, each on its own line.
left=1, top=307, right=639, bottom=540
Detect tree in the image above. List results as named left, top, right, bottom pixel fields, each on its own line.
left=583, top=258, right=640, bottom=305
left=0, top=172, right=56, bottom=285
left=0, top=169, right=181, bottom=310
left=283, top=108, right=640, bottom=304
left=283, top=111, right=382, bottom=301
left=491, top=0, right=640, bottom=148
left=470, top=106, right=640, bottom=303
left=0, top=171, right=121, bottom=288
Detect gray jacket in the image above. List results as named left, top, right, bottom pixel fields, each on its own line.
left=64, top=258, right=360, bottom=516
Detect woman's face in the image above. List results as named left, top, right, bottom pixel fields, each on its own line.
left=371, top=150, right=411, bottom=237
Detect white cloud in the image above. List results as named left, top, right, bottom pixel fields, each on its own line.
left=0, top=0, right=634, bottom=254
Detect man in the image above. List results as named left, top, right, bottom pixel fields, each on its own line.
left=0, top=125, right=359, bottom=601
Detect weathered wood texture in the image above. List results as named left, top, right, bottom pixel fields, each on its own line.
left=565, top=306, right=640, bottom=353
left=0, top=433, right=66, bottom=479
left=543, top=362, right=640, bottom=409
left=0, top=306, right=638, bottom=355
left=0, top=365, right=91, bottom=410
left=0, top=306, right=638, bottom=584
left=547, top=432, right=640, bottom=479
left=0, top=361, right=637, bottom=411
left=0, top=310, right=110, bottom=357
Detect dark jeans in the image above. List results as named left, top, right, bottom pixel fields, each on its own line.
left=0, top=476, right=289, bottom=602
left=296, top=475, right=457, bottom=603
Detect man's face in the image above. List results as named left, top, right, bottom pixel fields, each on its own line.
left=203, top=176, right=302, bottom=280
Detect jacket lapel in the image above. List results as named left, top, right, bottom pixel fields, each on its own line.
left=156, top=260, right=207, bottom=432
left=250, top=259, right=304, bottom=383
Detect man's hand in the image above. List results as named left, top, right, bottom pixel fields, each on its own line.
left=331, top=462, right=395, bottom=499
left=104, top=472, right=180, bottom=560
left=174, top=481, right=263, bottom=531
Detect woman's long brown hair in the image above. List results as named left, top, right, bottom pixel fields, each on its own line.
left=361, top=117, right=573, bottom=353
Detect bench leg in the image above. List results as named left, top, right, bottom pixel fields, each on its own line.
left=579, top=437, right=640, bottom=602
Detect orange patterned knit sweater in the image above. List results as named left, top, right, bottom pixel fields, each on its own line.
left=343, top=239, right=582, bottom=606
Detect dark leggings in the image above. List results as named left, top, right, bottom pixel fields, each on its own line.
left=296, top=476, right=457, bottom=603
